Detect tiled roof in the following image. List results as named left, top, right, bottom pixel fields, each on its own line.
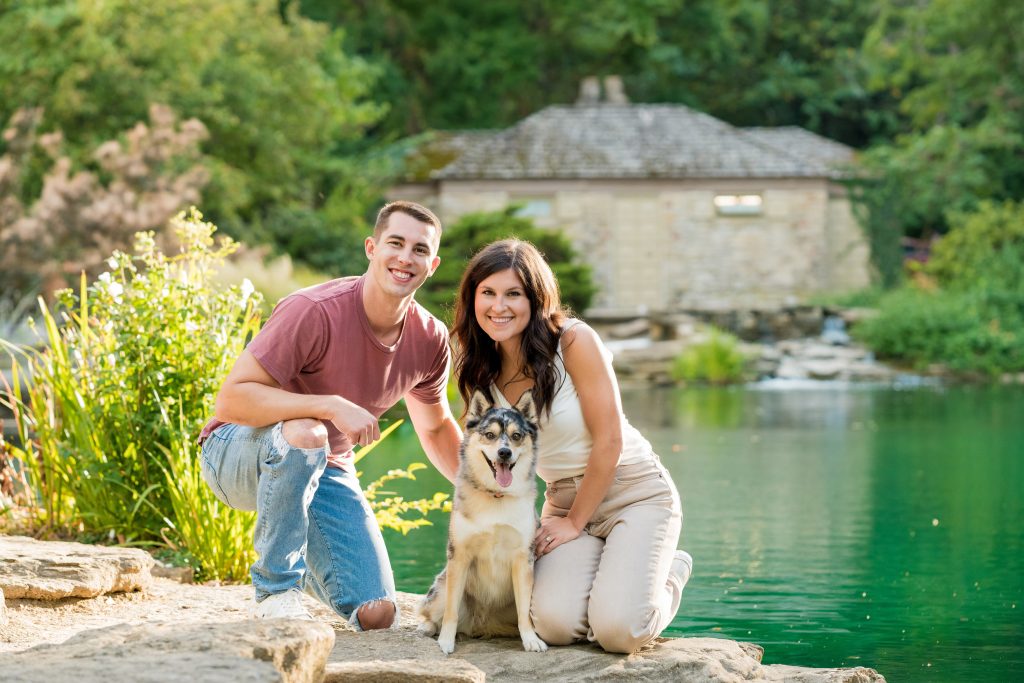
left=427, top=104, right=854, bottom=180
left=743, top=127, right=856, bottom=173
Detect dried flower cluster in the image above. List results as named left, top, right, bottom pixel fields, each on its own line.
left=0, top=105, right=209, bottom=310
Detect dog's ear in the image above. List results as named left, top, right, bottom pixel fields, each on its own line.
left=466, top=389, right=492, bottom=427
left=514, top=389, right=538, bottom=425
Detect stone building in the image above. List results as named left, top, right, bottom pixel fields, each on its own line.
left=391, top=85, right=871, bottom=316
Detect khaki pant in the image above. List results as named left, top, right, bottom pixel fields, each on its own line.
left=530, top=456, right=684, bottom=653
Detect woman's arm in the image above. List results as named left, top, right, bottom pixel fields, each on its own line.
left=535, top=323, right=623, bottom=556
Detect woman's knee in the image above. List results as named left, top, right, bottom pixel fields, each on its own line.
left=356, top=599, right=396, bottom=630
left=589, top=604, right=657, bottom=653
left=280, top=419, right=329, bottom=450
left=531, top=599, right=587, bottom=645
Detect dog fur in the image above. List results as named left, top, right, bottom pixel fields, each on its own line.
left=418, top=389, right=548, bottom=654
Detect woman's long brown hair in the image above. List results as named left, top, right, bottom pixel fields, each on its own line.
left=452, top=239, right=569, bottom=419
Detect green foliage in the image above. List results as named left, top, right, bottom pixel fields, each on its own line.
left=854, top=289, right=1022, bottom=375
left=925, top=201, right=1024, bottom=293
left=671, top=328, right=748, bottom=385
left=0, top=0, right=383, bottom=271
left=854, top=202, right=1024, bottom=375
left=299, top=0, right=884, bottom=146
left=0, top=210, right=262, bottom=547
left=858, top=0, right=1024, bottom=238
left=417, top=207, right=598, bottom=321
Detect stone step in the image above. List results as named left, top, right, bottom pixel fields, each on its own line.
left=0, top=618, right=334, bottom=683
left=0, top=535, right=153, bottom=599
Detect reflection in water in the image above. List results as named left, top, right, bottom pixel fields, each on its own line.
left=363, top=385, right=1024, bottom=683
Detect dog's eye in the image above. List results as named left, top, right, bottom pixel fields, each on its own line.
left=510, top=432, right=522, bottom=441
left=484, top=432, right=497, bottom=440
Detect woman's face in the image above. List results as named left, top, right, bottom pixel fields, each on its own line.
left=474, top=268, right=532, bottom=347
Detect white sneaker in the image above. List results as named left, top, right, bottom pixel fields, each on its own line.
left=671, top=550, right=694, bottom=589
left=251, top=588, right=313, bottom=621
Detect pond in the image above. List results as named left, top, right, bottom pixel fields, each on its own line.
left=359, top=383, right=1024, bottom=683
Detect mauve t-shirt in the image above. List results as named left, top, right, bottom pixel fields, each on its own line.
left=198, top=275, right=450, bottom=469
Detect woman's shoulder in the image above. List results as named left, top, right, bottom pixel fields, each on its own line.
left=559, top=320, right=604, bottom=362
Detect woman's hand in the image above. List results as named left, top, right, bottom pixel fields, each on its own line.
left=534, top=516, right=582, bottom=557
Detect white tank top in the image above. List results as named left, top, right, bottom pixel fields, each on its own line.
left=491, top=320, right=652, bottom=482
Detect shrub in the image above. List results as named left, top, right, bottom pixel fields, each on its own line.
left=925, top=201, right=1024, bottom=294
left=1, top=209, right=261, bottom=547
left=416, top=207, right=598, bottom=322
left=671, top=328, right=747, bottom=385
left=854, top=201, right=1024, bottom=375
left=854, top=288, right=1023, bottom=375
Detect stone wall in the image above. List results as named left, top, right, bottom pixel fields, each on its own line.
left=390, top=177, right=872, bottom=313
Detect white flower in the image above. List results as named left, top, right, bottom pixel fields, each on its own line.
left=185, top=320, right=199, bottom=333
left=98, top=272, right=111, bottom=284
left=240, top=278, right=255, bottom=302
left=108, top=282, right=124, bottom=298
left=107, top=257, right=118, bottom=269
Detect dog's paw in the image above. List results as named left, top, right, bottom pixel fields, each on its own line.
left=437, top=635, right=456, bottom=655
left=521, top=632, right=548, bottom=652
left=437, top=622, right=457, bottom=654
left=417, top=621, right=437, bottom=637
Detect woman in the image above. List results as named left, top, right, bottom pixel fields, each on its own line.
left=452, top=239, right=692, bottom=653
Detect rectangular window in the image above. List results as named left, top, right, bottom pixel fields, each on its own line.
left=514, top=199, right=552, bottom=219
left=714, top=194, right=763, bottom=216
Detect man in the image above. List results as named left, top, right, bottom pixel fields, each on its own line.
left=198, top=201, right=461, bottom=629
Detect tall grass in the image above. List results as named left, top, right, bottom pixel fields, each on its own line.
left=1, top=211, right=261, bottom=545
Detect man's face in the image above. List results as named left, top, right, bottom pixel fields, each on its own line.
left=365, top=211, right=441, bottom=300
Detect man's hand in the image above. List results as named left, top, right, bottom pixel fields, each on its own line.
left=326, top=395, right=380, bottom=445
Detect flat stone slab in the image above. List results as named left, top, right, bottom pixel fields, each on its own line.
left=329, top=593, right=886, bottom=683
left=0, top=618, right=334, bottom=683
left=0, top=535, right=154, bottom=599
left=324, top=658, right=486, bottom=682
left=0, top=543, right=886, bottom=682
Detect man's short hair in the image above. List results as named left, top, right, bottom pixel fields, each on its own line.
left=374, top=201, right=443, bottom=241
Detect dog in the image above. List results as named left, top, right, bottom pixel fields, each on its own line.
left=419, top=389, right=548, bottom=654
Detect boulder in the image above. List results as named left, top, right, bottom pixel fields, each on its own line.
left=0, top=535, right=154, bottom=599
left=1, top=586, right=6, bottom=626
left=0, top=618, right=334, bottom=683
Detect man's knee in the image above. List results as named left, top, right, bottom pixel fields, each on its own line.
left=356, top=599, right=396, bottom=630
left=280, top=419, right=329, bottom=450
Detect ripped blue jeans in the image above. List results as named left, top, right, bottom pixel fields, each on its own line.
left=200, top=422, right=396, bottom=628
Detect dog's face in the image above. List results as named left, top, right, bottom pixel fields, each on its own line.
left=462, top=390, right=538, bottom=490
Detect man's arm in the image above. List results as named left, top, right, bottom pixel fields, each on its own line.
left=214, top=349, right=381, bottom=445
left=405, top=393, right=462, bottom=482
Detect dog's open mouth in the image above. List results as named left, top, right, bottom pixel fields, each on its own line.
left=482, top=452, right=515, bottom=488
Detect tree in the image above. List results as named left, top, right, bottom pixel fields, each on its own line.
left=0, top=0, right=383, bottom=268
left=296, top=0, right=887, bottom=147
left=0, top=105, right=208, bottom=310
left=859, top=0, right=1024, bottom=238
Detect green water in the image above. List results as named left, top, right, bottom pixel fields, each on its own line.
left=361, top=383, right=1024, bottom=682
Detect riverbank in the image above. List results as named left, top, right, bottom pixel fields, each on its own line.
left=591, top=306, right=1024, bottom=386
left=0, top=535, right=885, bottom=682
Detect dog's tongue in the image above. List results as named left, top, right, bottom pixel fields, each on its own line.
left=495, top=462, right=513, bottom=488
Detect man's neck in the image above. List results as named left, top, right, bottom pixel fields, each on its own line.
left=362, top=277, right=413, bottom=345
